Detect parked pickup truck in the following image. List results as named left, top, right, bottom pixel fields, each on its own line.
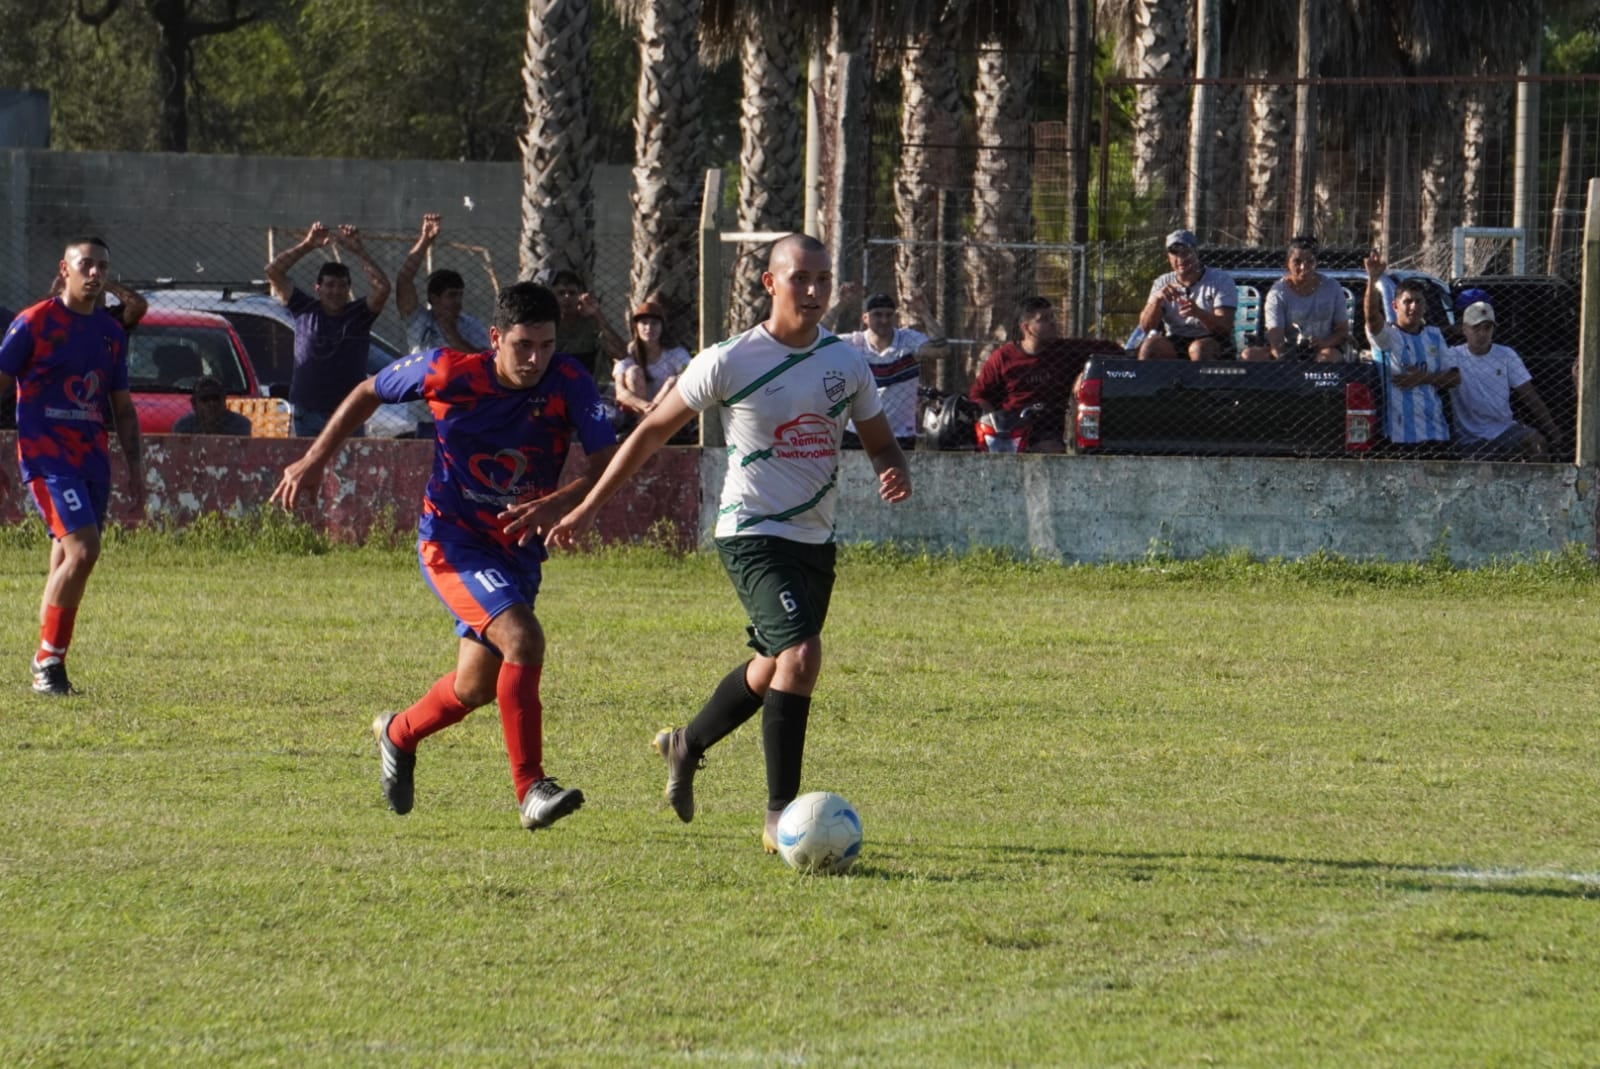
left=1071, top=356, right=1381, bottom=457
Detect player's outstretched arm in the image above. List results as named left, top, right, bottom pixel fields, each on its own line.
left=270, top=380, right=384, bottom=512
left=541, top=388, right=698, bottom=550
left=852, top=412, right=912, bottom=503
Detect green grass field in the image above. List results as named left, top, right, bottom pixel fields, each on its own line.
left=3, top=520, right=1599, bottom=1067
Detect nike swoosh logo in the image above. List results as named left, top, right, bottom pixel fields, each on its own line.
left=765, top=385, right=784, bottom=394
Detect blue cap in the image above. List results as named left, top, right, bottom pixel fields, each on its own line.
left=1454, top=287, right=1491, bottom=311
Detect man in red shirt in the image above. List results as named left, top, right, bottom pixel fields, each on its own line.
left=969, top=296, right=1112, bottom=453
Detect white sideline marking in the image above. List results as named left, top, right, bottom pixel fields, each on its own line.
left=1426, top=866, right=1600, bottom=886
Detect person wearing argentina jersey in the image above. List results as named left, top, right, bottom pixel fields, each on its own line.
left=536, top=233, right=912, bottom=856
left=1362, top=249, right=1458, bottom=458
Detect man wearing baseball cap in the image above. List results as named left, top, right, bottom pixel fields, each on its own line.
left=1439, top=301, right=1561, bottom=460
left=1135, top=229, right=1237, bottom=361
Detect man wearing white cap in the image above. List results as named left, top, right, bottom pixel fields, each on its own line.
left=1136, top=229, right=1237, bottom=361
left=1439, top=301, right=1561, bottom=460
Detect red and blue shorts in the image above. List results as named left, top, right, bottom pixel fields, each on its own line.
left=27, top=476, right=109, bottom=539
left=418, top=538, right=542, bottom=648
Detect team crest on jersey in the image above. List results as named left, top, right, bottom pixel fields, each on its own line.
left=64, top=371, right=102, bottom=406
left=823, top=370, right=845, bottom=403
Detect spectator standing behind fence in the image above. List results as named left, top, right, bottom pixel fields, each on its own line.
left=1246, top=236, right=1349, bottom=363
left=1137, top=230, right=1237, bottom=361
left=826, top=282, right=948, bottom=449
left=968, top=296, right=1078, bottom=453
left=0, top=236, right=144, bottom=696
left=1439, top=301, right=1560, bottom=461
left=612, top=300, right=691, bottom=427
left=265, top=221, right=391, bottom=438
left=395, top=213, right=490, bottom=353
left=548, top=269, right=625, bottom=383
left=1362, top=250, right=1455, bottom=457
left=171, top=376, right=252, bottom=436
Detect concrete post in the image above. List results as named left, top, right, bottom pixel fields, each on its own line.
left=1577, top=178, right=1600, bottom=468
left=698, top=168, right=725, bottom=447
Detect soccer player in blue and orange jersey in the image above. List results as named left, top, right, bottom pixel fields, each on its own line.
left=0, top=236, right=145, bottom=696
left=271, top=281, right=618, bottom=833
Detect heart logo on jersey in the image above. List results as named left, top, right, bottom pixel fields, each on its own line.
left=63, top=371, right=101, bottom=406
left=468, top=448, right=529, bottom=492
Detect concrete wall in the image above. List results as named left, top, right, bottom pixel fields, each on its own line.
left=0, top=433, right=701, bottom=549
left=763, top=453, right=1597, bottom=565
left=0, top=150, right=636, bottom=345
left=0, top=431, right=1590, bottom=563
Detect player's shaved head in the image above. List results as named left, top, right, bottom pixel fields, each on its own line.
left=768, top=233, right=828, bottom=272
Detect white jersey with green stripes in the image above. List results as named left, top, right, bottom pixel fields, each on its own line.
left=677, top=323, right=882, bottom=543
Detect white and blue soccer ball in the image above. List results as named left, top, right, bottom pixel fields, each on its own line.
left=776, top=791, right=862, bottom=875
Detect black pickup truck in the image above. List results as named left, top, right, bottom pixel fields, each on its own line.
left=1071, top=357, right=1382, bottom=457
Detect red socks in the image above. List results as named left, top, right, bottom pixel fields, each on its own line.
left=36, top=604, right=77, bottom=666
left=383, top=665, right=545, bottom=802
left=497, top=662, right=544, bottom=801
left=389, top=673, right=471, bottom=751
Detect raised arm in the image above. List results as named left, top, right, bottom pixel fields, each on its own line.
left=336, top=225, right=391, bottom=316
left=265, top=221, right=330, bottom=304
left=395, top=214, right=440, bottom=320
left=104, top=281, right=148, bottom=331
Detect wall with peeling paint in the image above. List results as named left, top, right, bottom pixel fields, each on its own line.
left=0, top=434, right=701, bottom=548
left=1, top=433, right=1590, bottom=564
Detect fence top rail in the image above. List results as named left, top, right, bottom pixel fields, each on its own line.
left=1105, top=72, right=1600, bottom=90
left=866, top=237, right=1089, bottom=254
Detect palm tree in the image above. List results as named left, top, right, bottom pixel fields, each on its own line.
left=893, top=4, right=967, bottom=327
left=1101, top=0, right=1191, bottom=208
left=608, top=0, right=705, bottom=341
left=518, top=0, right=597, bottom=281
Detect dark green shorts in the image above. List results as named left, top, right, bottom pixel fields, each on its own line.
left=716, top=536, right=837, bottom=657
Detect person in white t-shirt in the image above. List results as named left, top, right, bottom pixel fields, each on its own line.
left=1439, top=301, right=1560, bottom=461
left=828, top=286, right=947, bottom=448
left=612, top=300, right=691, bottom=427
left=1137, top=229, right=1237, bottom=360
left=395, top=214, right=491, bottom=353
left=537, top=233, right=912, bottom=855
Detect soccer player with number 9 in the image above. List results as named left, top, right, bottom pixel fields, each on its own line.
left=0, top=236, right=145, bottom=696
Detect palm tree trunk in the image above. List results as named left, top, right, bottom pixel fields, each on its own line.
left=820, top=10, right=870, bottom=287
left=894, top=24, right=963, bottom=318
left=726, top=7, right=805, bottom=334
left=518, top=0, right=596, bottom=281
left=964, top=37, right=1036, bottom=346
left=1419, top=88, right=1466, bottom=276
left=1245, top=79, right=1293, bottom=246
left=629, top=0, right=704, bottom=343
left=1130, top=0, right=1191, bottom=208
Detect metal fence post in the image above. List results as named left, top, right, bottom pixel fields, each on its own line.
left=699, top=168, right=725, bottom=447
left=1577, top=178, right=1599, bottom=469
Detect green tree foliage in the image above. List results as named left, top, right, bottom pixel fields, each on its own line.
left=0, top=0, right=658, bottom=161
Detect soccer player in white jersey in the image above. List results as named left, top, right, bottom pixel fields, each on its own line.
left=535, top=233, right=912, bottom=853
left=1362, top=249, right=1457, bottom=458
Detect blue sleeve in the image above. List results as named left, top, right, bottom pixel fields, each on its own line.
left=371, top=348, right=439, bottom=405
left=0, top=314, right=33, bottom=376
left=564, top=366, right=619, bottom=455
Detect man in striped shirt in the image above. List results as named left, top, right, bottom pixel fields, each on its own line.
left=1363, top=250, right=1457, bottom=457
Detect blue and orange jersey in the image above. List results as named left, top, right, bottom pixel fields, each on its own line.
left=0, top=298, right=128, bottom=483
left=373, top=347, right=617, bottom=561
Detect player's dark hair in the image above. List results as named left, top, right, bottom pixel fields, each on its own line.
left=1288, top=235, right=1319, bottom=254
left=494, top=281, right=561, bottom=332
left=317, top=262, right=351, bottom=284
left=549, top=269, right=584, bottom=291
left=426, top=268, right=465, bottom=301
left=64, top=235, right=109, bottom=253
left=1395, top=277, right=1429, bottom=299
left=1015, top=295, right=1053, bottom=325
